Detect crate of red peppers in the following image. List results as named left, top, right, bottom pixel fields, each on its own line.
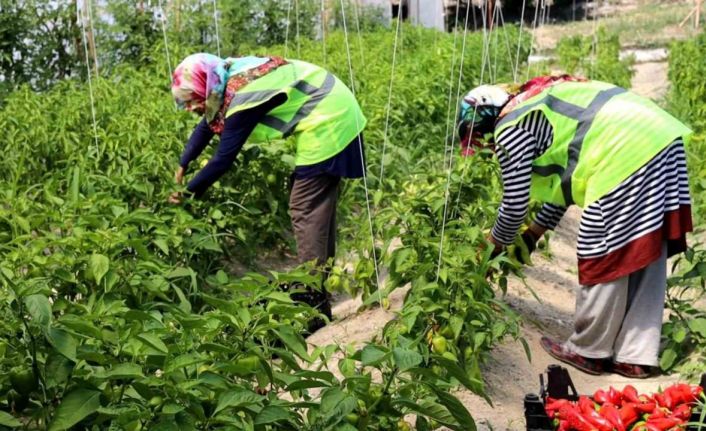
left=524, top=365, right=706, bottom=431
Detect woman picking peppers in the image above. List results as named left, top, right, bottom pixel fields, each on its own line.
left=169, top=54, right=367, bottom=333
left=457, top=75, right=693, bottom=378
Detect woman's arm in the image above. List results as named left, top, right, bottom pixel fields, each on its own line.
left=180, top=118, right=215, bottom=170
left=490, top=126, right=538, bottom=249
left=186, top=94, right=286, bottom=198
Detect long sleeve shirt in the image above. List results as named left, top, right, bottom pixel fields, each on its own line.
left=179, top=95, right=365, bottom=198
left=491, top=111, right=567, bottom=246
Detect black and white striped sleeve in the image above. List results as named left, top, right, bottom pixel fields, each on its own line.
left=535, top=203, right=568, bottom=230
left=491, top=126, right=537, bottom=245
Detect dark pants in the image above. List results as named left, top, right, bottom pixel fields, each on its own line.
left=289, top=174, right=340, bottom=266
left=288, top=174, right=340, bottom=328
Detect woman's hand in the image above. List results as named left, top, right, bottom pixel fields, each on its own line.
left=168, top=191, right=183, bottom=204
left=175, top=166, right=186, bottom=185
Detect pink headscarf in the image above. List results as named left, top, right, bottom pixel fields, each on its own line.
left=171, top=53, right=229, bottom=122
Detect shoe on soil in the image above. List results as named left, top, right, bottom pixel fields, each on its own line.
left=540, top=336, right=605, bottom=376
left=610, top=361, right=653, bottom=379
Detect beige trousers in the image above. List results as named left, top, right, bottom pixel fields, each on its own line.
left=565, top=243, right=667, bottom=366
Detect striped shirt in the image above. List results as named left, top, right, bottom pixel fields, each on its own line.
left=492, top=111, right=693, bottom=285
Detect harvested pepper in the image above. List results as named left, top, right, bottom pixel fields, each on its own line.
left=618, top=403, right=640, bottom=428
left=607, top=386, right=623, bottom=405
left=644, top=417, right=683, bottom=431
left=622, top=385, right=640, bottom=404
left=599, top=403, right=626, bottom=431
left=671, top=403, right=692, bottom=421
left=546, top=397, right=572, bottom=418
left=593, top=389, right=609, bottom=405
left=558, top=404, right=599, bottom=431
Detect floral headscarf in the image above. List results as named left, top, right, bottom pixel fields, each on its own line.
left=171, top=54, right=286, bottom=133
left=172, top=53, right=230, bottom=122
left=498, top=74, right=586, bottom=118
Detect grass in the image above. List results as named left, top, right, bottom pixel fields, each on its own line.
left=532, top=0, right=702, bottom=51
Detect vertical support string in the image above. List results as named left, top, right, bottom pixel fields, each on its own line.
left=77, top=0, right=100, bottom=156
left=436, top=1, right=472, bottom=281
left=284, top=0, right=293, bottom=58
left=378, top=14, right=402, bottom=184
left=514, top=0, right=528, bottom=83
left=321, top=0, right=327, bottom=65
left=338, top=0, right=382, bottom=299
left=441, top=1, right=462, bottom=172
left=525, top=0, right=541, bottom=81
left=212, top=0, right=221, bottom=57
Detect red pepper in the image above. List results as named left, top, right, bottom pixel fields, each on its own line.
left=576, top=397, right=614, bottom=431
left=654, top=392, right=674, bottom=411
left=607, top=386, right=623, bottom=405
left=599, top=403, right=626, bottom=431
left=558, top=404, right=599, bottom=431
left=594, top=389, right=609, bottom=405
left=623, top=385, right=640, bottom=404
left=546, top=397, right=572, bottom=418
left=619, top=403, right=640, bottom=427
left=645, top=417, right=683, bottom=431
left=635, top=401, right=658, bottom=414
left=579, top=396, right=597, bottom=414
left=672, top=404, right=692, bottom=421
left=557, top=419, right=570, bottom=431
left=647, top=407, right=668, bottom=420
left=671, top=383, right=701, bottom=404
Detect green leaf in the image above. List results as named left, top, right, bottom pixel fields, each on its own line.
left=660, top=348, right=677, bottom=370
left=0, top=411, right=21, bottom=427
left=360, top=345, right=389, bottom=366
left=153, top=239, right=169, bottom=255
left=93, top=363, right=144, bottom=381
left=24, top=294, right=52, bottom=328
left=392, top=347, right=422, bottom=371
left=136, top=333, right=169, bottom=355
left=70, top=166, right=80, bottom=204
left=214, top=389, right=263, bottom=414
left=46, top=327, right=77, bottom=362
left=673, top=325, right=687, bottom=343
left=48, top=388, right=101, bottom=431
left=395, top=398, right=457, bottom=428
left=165, top=354, right=205, bottom=373
left=273, top=326, right=309, bottom=361
left=254, top=405, right=290, bottom=425
left=89, top=253, right=110, bottom=285
left=688, top=318, right=706, bottom=338
left=161, top=403, right=184, bottom=415
left=45, top=353, right=74, bottom=389
left=433, top=389, right=476, bottom=431
left=166, top=267, right=194, bottom=279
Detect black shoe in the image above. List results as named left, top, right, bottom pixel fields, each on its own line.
left=289, top=286, right=332, bottom=336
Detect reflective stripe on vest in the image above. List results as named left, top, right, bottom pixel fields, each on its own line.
left=258, top=73, right=336, bottom=138
left=494, top=81, right=691, bottom=207
left=497, top=86, right=626, bottom=205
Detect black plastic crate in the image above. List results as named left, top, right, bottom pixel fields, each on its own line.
left=524, top=364, right=706, bottom=431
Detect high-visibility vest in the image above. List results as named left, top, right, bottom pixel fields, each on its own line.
left=494, top=81, right=692, bottom=207
left=226, top=60, right=366, bottom=166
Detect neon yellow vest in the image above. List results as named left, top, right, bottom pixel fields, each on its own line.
left=494, top=81, right=692, bottom=207
left=225, top=60, right=366, bottom=166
